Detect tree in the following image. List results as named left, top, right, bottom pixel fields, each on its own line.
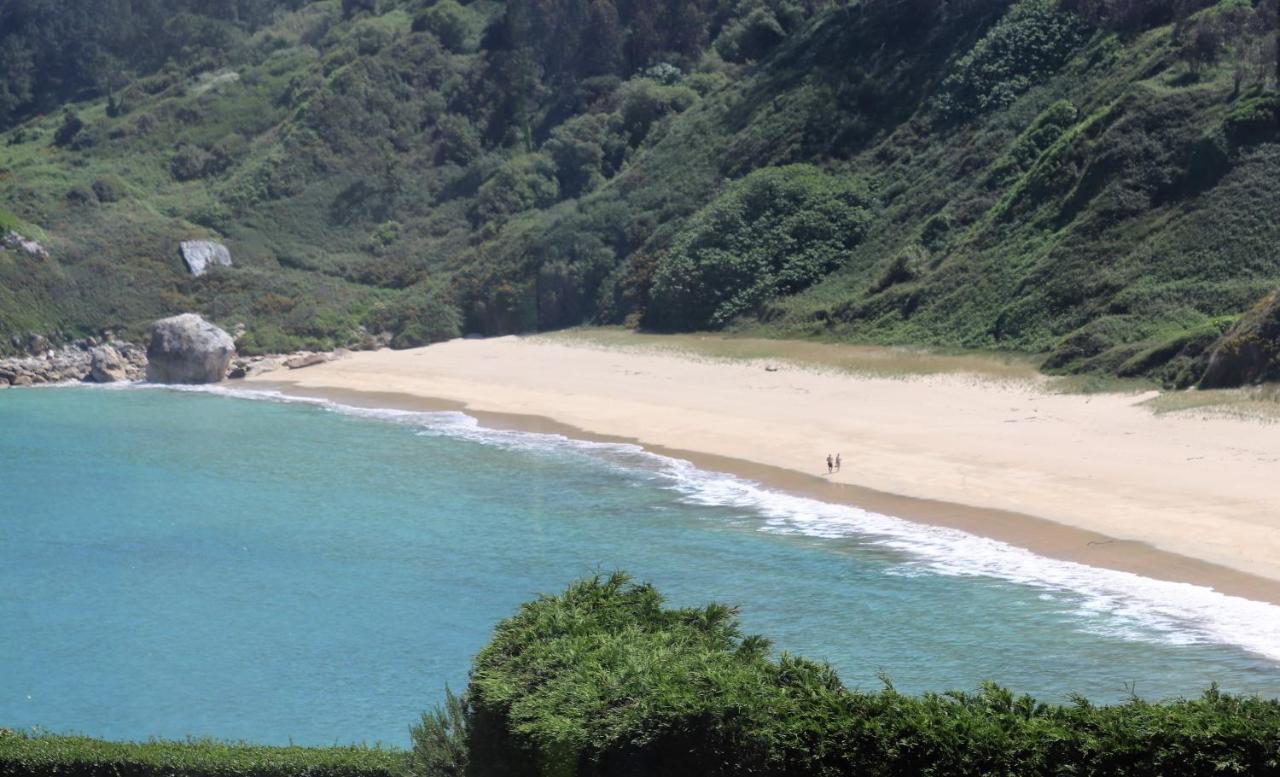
left=414, top=0, right=473, bottom=53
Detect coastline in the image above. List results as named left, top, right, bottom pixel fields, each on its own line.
left=243, top=335, right=1280, bottom=607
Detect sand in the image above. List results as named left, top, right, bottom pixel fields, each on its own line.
left=246, top=334, right=1280, bottom=601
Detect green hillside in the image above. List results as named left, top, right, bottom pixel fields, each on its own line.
left=1, top=0, right=1277, bottom=384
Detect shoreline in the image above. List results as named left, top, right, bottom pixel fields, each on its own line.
left=246, top=375, right=1280, bottom=609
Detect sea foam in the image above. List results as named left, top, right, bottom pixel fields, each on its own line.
left=111, top=382, right=1280, bottom=663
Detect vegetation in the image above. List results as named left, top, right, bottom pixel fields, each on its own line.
left=408, top=573, right=1280, bottom=777
left=0, top=730, right=405, bottom=777
left=0, top=0, right=1277, bottom=383
left=5, top=574, right=1280, bottom=775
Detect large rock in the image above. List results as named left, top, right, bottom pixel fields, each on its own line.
left=1199, top=290, right=1280, bottom=388
left=179, top=240, right=233, bottom=277
left=89, top=345, right=129, bottom=383
left=145, top=314, right=235, bottom=384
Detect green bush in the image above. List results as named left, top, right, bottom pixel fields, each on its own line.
left=435, top=573, right=1280, bottom=777
left=412, top=0, right=476, bottom=53
left=364, top=282, right=463, bottom=348
left=0, top=731, right=405, bottom=777
left=472, top=154, right=561, bottom=225
left=938, top=0, right=1087, bottom=120
left=616, top=79, right=699, bottom=146
left=647, top=165, right=873, bottom=330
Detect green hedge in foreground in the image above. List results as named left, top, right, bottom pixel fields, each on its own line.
left=435, top=573, right=1280, bottom=777
left=0, top=732, right=407, bottom=777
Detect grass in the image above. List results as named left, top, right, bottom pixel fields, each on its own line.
left=539, top=327, right=1044, bottom=381
left=1141, top=384, right=1280, bottom=422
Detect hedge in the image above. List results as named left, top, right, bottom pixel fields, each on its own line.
left=447, top=573, right=1280, bottom=777
left=0, top=731, right=407, bottom=777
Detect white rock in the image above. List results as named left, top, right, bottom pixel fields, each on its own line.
left=179, top=241, right=233, bottom=277
left=145, top=314, right=235, bottom=384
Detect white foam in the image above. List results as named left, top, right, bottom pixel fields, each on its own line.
left=105, top=382, right=1280, bottom=662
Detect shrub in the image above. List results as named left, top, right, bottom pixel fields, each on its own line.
left=91, top=176, right=128, bottom=203
left=52, top=110, right=84, bottom=147
left=365, top=282, right=463, bottom=348
left=939, top=0, right=1088, bottom=120
left=647, top=165, right=873, bottom=330
left=472, top=154, right=561, bottom=224
left=447, top=573, right=1280, bottom=777
left=413, top=0, right=476, bottom=53
left=0, top=731, right=405, bottom=777
left=616, top=79, right=699, bottom=146
left=171, top=143, right=215, bottom=181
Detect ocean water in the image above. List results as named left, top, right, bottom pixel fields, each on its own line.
left=2, top=385, right=1279, bottom=746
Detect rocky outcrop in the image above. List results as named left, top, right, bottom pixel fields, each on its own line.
left=0, top=338, right=145, bottom=386
left=1, top=231, right=50, bottom=259
left=1198, top=291, right=1280, bottom=389
left=89, top=345, right=130, bottom=383
left=179, top=240, right=232, bottom=277
left=145, top=314, right=235, bottom=384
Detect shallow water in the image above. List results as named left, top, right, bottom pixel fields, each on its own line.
left=2, top=386, right=1278, bottom=745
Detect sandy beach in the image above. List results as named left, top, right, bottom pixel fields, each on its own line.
left=247, top=333, right=1280, bottom=601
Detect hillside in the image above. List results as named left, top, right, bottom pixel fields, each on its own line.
left=1, top=0, right=1277, bottom=385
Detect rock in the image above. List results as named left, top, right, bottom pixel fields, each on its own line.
left=27, top=333, right=48, bottom=355
left=285, top=352, right=330, bottom=370
left=1198, top=290, right=1280, bottom=388
left=118, top=342, right=148, bottom=367
left=11, top=374, right=34, bottom=386
left=246, top=357, right=285, bottom=377
left=179, top=240, right=233, bottom=277
left=145, top=314, right=236, bottom=384
left=1, top=231, right=50, bottom=259
left=89, top=346, right=129, bottom=383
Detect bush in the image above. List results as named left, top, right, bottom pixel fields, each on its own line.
left=52, top=110, right=84, bottom=147
left=413, top=0, right=476, bottom=53
left=647, top=165, right=873, bottom=330
left=365, top=282, right=463, bottom=348
left=472, top=154, right=561, bottom=224
left=616, top=79, right=699, bottom=146
left=0, top=731, right=405, bottom=777
left=939, top=0, right=1088, bottom=120
left=442, top=573, right=1280, bottom=777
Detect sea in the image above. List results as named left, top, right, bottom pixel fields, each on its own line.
left=2, top=384, right=1279, bottom=746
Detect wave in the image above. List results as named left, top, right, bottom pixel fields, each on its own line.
left=101, top=381, right=1280, bottom=663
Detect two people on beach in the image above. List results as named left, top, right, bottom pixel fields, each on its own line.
left=826, top=453, right=841, bottom=474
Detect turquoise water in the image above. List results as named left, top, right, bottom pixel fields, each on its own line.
left=2, top=386, right=1279, bottom=746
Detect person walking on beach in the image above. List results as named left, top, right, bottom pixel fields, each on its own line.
left=835, top=453, right=842, bottom=472
left=826, top=454, right=834, bottom=474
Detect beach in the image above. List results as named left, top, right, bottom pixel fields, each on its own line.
left=246, top=333, right=1280, bottom=602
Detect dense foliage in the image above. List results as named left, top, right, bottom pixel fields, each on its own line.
left=416, top=573, right=1280, bottom=777
left=0, top=0, right=1277, bottom=383
left=0, top=731, right=405, bottom=777
left=648, top=165, right=872, bottom=329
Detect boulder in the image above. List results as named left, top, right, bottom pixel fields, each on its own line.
left=11, top=374, right=34, bottom=386
left=1198, top=290, right=1280, bottom=388
left=89, top=345, right=129, bottom=383
left=285, top=352, right=330, bottom=370
left=27, top=333, right=48, bottom=355
left=179, top=240, right=233, bottom=277
left=145, top=314, right=235, bottom=384
left=2, top=231, right=50, bottom=259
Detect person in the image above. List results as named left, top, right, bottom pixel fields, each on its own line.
left=826, top=454, right=833, bottom=474
left=835, top=453, right=842, bottom=472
